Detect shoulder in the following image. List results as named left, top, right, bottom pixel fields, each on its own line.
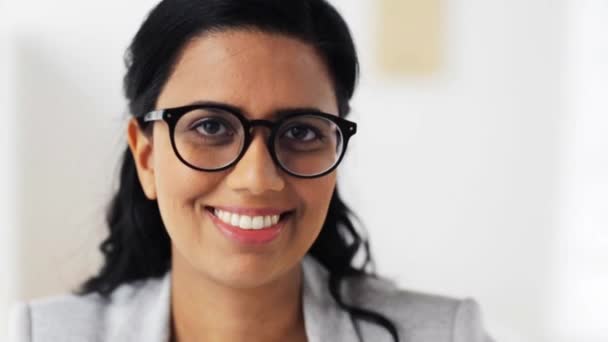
left=342, top=274, right=494, bottom=342
left=9, top=291, right=105, bottom=342
left=8, top=274, right=171, bottom=342
left=301, top=256, right=493, bottom=342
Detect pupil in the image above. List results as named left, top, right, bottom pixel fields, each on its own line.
left=203, top=121, right=220, bottom=134
left=291, top=127, right=307, bottom=139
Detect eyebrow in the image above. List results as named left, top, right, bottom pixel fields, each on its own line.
left=184, top=100, right=331, bottom=119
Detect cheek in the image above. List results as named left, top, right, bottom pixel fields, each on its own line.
left=153, top=126, right=222, bottom=200
left=152, top=137, right=223, bottom=238
left=294, top=173, right=337, bottom=235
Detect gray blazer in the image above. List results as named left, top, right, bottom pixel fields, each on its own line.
left=9, top=256, right=494, bottom=341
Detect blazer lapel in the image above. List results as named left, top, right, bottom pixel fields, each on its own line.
left=138, top=273, right=172, bottom=342
left=109, top=272, right=172, bottom=342
left=302, top=256, right=361, bottom=342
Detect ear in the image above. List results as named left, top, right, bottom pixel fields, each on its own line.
left=127, top=118, right=157, bottom=200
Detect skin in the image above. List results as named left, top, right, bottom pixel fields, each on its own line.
left=127, top=30, right=339, bottom=342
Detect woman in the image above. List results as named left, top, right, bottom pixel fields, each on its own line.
left=10, top=0, right=494, bottom=341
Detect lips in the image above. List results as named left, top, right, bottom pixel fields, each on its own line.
left=205, top=206, right=294, bottom=245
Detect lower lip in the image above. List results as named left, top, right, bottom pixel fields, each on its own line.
left=206, top=210, right=286, bottom=245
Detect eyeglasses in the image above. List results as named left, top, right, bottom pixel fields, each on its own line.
left=137, top=103, right=357, bottom=178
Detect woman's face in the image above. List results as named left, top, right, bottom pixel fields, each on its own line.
left=129, top=30, right=339, bottom=288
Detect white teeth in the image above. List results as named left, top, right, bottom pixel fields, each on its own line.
left=215, top=209, right=227, bottom=222
left=239, top=216, right=252, bottom=229
left=213, top=208, right=282, bottom=230
left=251, top=216, right=264, bottom=229
left=230, top=214, right=240, bottom=226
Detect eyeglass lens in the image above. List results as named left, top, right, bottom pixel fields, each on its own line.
left=172, top=108, right=344, bottom=176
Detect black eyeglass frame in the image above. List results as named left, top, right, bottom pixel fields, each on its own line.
left=137, top=104, right=357, bottom=179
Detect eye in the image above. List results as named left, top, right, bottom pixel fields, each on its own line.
left=284, top=125, right=319, bottom=142
left=192, top=118, right=232, bottom=137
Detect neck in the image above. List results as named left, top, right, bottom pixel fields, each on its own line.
left=170, top=253, right=307, bottom=342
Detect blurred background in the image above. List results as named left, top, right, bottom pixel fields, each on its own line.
left=1, top=0, right=607, bottom=341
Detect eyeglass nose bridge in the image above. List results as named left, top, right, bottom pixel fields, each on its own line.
left=247, top=119, right=275, bottom=131
left=232, top=118, right=288, bottom=180
left=238, top=117, right=278, bottom=154
left=244, top=119, right=277, bottom=144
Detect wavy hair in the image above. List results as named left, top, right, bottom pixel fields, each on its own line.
left=80, top=1, right=399, bottom=341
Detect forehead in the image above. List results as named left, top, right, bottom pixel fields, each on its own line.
left=156, top=30, right=338, bottom=117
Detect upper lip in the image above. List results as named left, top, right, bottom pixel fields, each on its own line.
left=207, top=205, right=294, bottom=216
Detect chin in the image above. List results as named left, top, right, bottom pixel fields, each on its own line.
left=202, top=253, right=289, bottom=289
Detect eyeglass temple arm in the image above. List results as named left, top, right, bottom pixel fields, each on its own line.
left=142, top=110, right=165, bottom=122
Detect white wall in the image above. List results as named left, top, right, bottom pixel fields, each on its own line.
left=2, top=1, right=161, bottom=339
left=2, top=1, right=606, bottom=341
left=337, top=1, right=565, bottom=341
left=1, top=1, right=18, bottom=337
left=550, top=1, right=608, bottom=341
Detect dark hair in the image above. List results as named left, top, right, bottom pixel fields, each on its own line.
left=80, top=0, right=398, bottom=341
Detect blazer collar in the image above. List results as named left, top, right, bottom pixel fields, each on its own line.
left=107, top=269, right=172, bottom=342
left=301, top=255, right=361, bottom=341
left=137, top=271, right=172, bottom=342
left=131, top=256, right=359, bottom=342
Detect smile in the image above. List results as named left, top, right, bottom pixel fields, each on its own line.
left=205, top=206, right=294, bottom=230
left=205, top=206, right=294, bottom=245
left=214, top=208, right=280, bottom=230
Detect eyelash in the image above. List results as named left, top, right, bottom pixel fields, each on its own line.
left=284, top=125, right=324, bottom=141
left=191, top=118, right=233, bottom=135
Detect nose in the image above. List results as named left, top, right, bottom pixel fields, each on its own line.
left=225, top=130, right=285, bottom=195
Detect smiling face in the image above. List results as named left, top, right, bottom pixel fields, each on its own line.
left=128, top=30, right=339, bottom=289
